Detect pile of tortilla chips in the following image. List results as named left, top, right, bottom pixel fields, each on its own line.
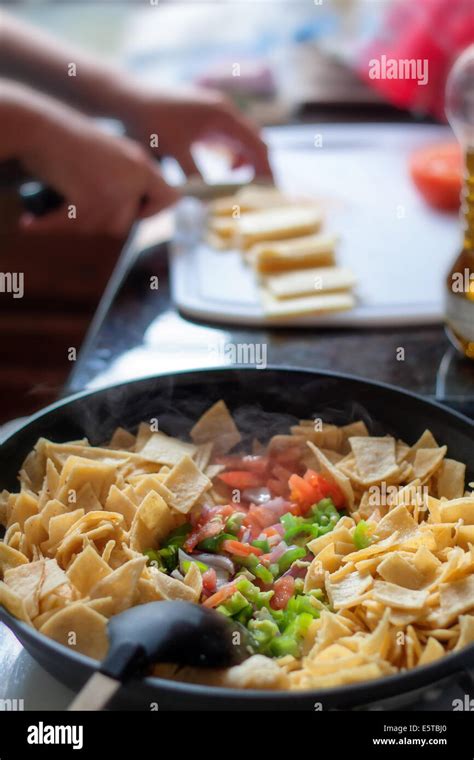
left=1, top=401, right=473, bottom=693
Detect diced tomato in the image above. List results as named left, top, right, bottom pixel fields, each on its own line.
left=218, top=471, right=265, bottom=489
left=409, top=143, right=462, bottom=211
left=202, top=567, right=217, bottom=594
left=221, top=539, right=262, bottom=557
left=203, top=582, right=237, bottom=608
left=184, top=518, right=223, bottom=552
left=271, top=576, right=295, bottom=610
left=216, top=455, right=269, bottom=475
left=288, top=473, right=317, bottom=509
left=303, top=469, right=345, bottom=508
left=216, top=504, right=235, bottom=519
left=289, top=469, right=345, bottom=510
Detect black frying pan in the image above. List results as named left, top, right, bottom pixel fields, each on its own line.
left=1, top=367, right=473, bottom=710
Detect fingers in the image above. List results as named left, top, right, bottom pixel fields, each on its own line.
left=20, top=161, right=179, bottom=237
left=19, top=205, right=72, bottom=234
left=138, top=168, right=181, bottom=218
left=214, top=105, right=273, bottom=179
left=174, top=149, right=202, bottom=179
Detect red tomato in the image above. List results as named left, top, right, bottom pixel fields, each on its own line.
left=184, top=519, right=223, bottom=552
left=218, top=471, right=265, bottom=489
left=271, top=576, right=295, bottom=610
left=409, top=143, right=462, bottom=211
left=202, top=567, right=217, bottom=594
left=289, top=470, right=345, bottom=510
left=288, top=473, right=316, bottom=509
left=304, top=469, right=345, bottom=508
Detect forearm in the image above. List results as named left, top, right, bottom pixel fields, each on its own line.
left=0, top=11, right=138, bottom=120
left=0, top=78, right=89, bottom=163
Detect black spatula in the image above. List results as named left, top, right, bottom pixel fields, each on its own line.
left=69, top=601, right=251, bottom=710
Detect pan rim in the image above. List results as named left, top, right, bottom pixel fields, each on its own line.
left=1, top=365, right=473, bottom=706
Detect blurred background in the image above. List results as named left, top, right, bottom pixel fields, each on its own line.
left=0, top=0, right=471, bottom=424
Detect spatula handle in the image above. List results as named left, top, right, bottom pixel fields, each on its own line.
left=68, top=672, right=120, bottom=711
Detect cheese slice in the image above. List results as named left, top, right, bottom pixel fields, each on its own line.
left=261, top=289, right=355, bottom=318
left=208, top=216, right=238, bottom=241
left=237, top=207, right=322, bottom=249
left=249, top=233, right=336, bottom=273
left=209, top=186, right=290, bottom=216
left=263, top=266, right=355, bottom=299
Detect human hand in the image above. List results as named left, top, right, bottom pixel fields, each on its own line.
left=122, top=86, right=273, bottom=181
left=18, top=95, right=179, bottom=236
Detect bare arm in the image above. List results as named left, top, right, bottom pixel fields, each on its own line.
left=0, top=11, right=272, bottom=178
left=0, top=78, right=177, bottom=235
left=0, top=11, right=134, bottom=118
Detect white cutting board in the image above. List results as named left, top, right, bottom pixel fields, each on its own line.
left=170, top=124, right=460, bottom=327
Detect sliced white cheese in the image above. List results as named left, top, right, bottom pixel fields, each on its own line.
left=263, top=266, right=356, bottom=299
left=237, top=207, right=322, bottom=249
left=260, top=289, right=355, bottom=318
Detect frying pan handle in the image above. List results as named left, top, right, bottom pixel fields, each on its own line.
left=19, top=181, right=64, bottom=217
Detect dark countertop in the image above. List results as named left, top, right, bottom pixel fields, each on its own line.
left=65, top=238, right=474, bottom=419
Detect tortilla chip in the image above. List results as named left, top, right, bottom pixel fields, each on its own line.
left=90, top=557, right=146, bottom=614
left=436, top=575, right=474, bottom=626
left=183, top=562, right=203, bottom=601
left=109, top=427, right=135, bottom=450
left=131, top=475, right=175, bottom=504
left=406, top=430, right=439, bottom=460
left=307, top=442, right=354, bottom=510
left=0, top=542, right=28, bottom=575
left=436, top=459, right=466, bottom=500
left=0, top=579, right=32, bottom=623
left=140, top=431, right=196, bottom=466
left=326, top=570, right=373, bottom=609
left=349, top=436, right=398, bottom=484
left=74, top=482, right=103, bottom=513
left=4, top=560, right=45, bottom=618
left=7, top=491, right=38, bottom=530
left=67, top=545, right=112, bottom=595
left=413, top=447, right=447, bottom=481
left=377, top=553, right=424, bottom=590
left=149, top=567, right=197, bottom=602
left=439, top=497, right=474, bottom=525
left=40, top=559, right=70, bottom=599
left=130, top=491, right=176, bottom=552
left=163, top=456, right=211, bottom=514
left=194, top=442, right=214, bottom=471
left=373, top=581, right=429, bottom=610
left=40, top=603, right=109, bottom=660
left=190, top=400, right=241, bottom=455
left=418, top=637, right=445, bottom=665
left=453, top=615, right=474, bottom=651
left=104, top=485, right=136, bottom=529
left=56, top=456, right=116, bottom=506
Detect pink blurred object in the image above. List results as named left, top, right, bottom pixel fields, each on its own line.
left=196, top=59, right=275, bottom=97
left=357, top=0, right=474, bottom=121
